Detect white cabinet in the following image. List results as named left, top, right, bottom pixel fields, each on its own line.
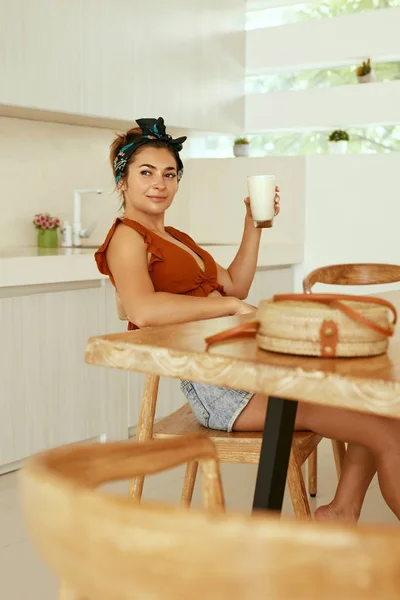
left=79, top=0, right=120, bottom=120
left=0, top=0, right=82, bottom=114
left=80, top=0, right=245, bottom=130
left=0, top=267, right=294, bottom=469
left=0, top=0, right=244, bottom=132
left=0, top=281, right=128, bottom=470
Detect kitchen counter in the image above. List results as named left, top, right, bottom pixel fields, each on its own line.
left=0, top=246, right=104, bottom=288
left=0, top=242, right=303, bottom=288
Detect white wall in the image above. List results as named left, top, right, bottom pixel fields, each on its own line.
left=246, top=81, right=400, bottom=131
left=181, top=157, right=305, bottom=245
left=294, top=154, right=400, bottom=292
left=2, top=120, right=305, bottom=252
left=0, top=117, right=190, bottom=247
left=247, top=7, right=400, bottom=73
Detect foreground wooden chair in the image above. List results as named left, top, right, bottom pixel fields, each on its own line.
left=116, top=293, right=321, bottom=519
left=303, top=262, right=400, bottom=488
left=20, top=436, right=400, bottom=600
left=29, top=435, right=224, bottom=600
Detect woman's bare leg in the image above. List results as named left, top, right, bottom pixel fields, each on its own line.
left=233, top=393, right=400, bottom=519
left=315, top=443, right=376, bottom=522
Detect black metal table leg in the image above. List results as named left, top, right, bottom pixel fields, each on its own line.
left=252, top=396, right=298, bottom=513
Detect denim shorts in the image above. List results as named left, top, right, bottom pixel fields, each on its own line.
left=180, top=380, right=254, bottom=432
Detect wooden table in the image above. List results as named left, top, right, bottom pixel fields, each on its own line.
left=85, top=290, right=400, bottom=513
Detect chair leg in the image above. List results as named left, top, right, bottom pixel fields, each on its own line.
left=332, top=440, right=346, bottom=478
left=200, top=458, right=225, bottom=512
left=128, top=374, right=160, bottom=501
left=128, top=475, right=145, bottom=501
left=287, top=450, right=312, bottom=520
left=181, top=461, right=199, bottom=507
left=308, top=447, right=317, bottom=498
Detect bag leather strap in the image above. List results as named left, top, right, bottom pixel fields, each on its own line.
left=205, top=320, right=259, bottom=346
left=205, top=293, right=397, bottom=348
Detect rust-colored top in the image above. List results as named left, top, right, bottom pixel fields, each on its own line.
left=95, top=218, right=225, bottom=329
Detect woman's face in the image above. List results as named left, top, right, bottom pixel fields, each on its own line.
left=120, top=146, right=179, bottom=217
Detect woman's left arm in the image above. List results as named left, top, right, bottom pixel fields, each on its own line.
left=216, top=188, right=280, bottom=299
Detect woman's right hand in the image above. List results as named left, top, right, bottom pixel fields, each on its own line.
left=231, top=298, right=257, bottom=315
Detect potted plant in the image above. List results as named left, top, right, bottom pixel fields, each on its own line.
left=33, top=213, right=61, bottom=248
left=328, top=130, right=350, bottom=155
left=356, top=58, right=374, bottom=83
left=233, top=137, right=250, bottom=157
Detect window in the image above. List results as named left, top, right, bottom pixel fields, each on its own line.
left=248, top=126, right=400, bottom=156
left=246, top=61, right=400, bottom=94
left=246, top=0, right=400, bottom=30
left=212, top=1, right=400, bottom=157
left=201, top=126, right=400, bottom=157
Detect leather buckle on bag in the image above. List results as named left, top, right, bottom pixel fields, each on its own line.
left=320, top=320, right=338, bottom=357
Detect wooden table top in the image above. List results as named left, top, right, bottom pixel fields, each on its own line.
left=85, top=290, right=400, bottom=418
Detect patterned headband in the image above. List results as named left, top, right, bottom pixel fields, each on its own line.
left=114, top=117, right=187, bottom=183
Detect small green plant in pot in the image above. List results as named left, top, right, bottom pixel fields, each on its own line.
left=328, top=130, right=350, bottom=155
left=233, top=137, right=250, bottom=158
left=356, top=58, right=373, bottom=83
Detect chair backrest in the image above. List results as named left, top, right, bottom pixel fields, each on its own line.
left=303, top=263, right=400, bottom=293
left=115, top=291, right=128, bottom=321
left=20, top=436, right=400, bottom=600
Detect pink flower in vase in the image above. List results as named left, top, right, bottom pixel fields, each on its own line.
left=33, top=212, right=60, bottom=232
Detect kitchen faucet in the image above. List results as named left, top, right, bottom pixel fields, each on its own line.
left=72, top=188, right=103, bottom=247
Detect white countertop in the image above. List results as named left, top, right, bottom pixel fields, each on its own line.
left=0, top=246, right=96, bottom=259
left=0, top=242, right=303, bottom=288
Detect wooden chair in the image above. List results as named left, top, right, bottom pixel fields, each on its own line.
left=117, top=293, right=321, bottom=519
left=303, top=263, right=400, bottom=485
left=303, top=263, right=400, bottom=292
left=21, top=436, right=400, bottom=600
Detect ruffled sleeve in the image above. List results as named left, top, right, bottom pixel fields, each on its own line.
left=94, top=218, right=165, bottom=287
left=123, top=218, right=164, bottom=271
left=94, top=219, right=120, bottom=285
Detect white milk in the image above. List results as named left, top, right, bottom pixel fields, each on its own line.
left=247, top=175, right=276, bottom=228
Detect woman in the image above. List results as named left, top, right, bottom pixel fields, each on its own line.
left=96, top=117, right=400, bottom=523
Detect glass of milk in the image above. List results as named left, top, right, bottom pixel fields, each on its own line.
left=247, top=175, right=276, bottom=228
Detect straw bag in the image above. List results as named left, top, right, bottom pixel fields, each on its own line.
left=205, top=294, right=397, bottom=358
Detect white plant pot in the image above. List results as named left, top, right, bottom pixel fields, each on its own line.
left=357, top=70, right=375, bottom=84
left=233, top=144, right=250, bottom=157
left=329, top=141, right=348, bottom=155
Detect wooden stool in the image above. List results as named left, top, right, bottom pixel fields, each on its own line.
left=21, top=436, right=400, bottom=600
